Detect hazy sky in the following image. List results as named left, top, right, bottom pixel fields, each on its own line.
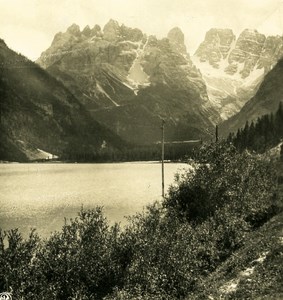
left=0, top=0, right=283, bottom=61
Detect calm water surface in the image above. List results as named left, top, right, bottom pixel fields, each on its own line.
left=0, top=162, right=187, bottom=238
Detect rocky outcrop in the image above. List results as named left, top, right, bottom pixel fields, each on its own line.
left=120, top=24, right=144, bottom=42
left=67, top=23, right=81, bottom=36
left=82, top=25, right=92, bottom=37
left=258, top=35, right=283, bottom=71
left=103, top=19, right=121, bottom=42
left=195, top=28, right=283, bottom=79
left=227, top=29, right=266, bottom=78
left=167, top=27, right=187, bottom=54
left=195, top=28, right=235, bottom=68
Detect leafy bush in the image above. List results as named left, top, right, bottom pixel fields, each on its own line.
left=0, top=229, right=41, bottom=298
left=164, top=142, right=277, bottom=225
left=1, top=208, right=125, bottom=299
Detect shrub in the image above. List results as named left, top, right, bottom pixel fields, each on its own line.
left=36, top=207, right=124, bottom=299
left=164, top=142, right=277, bottom=226
left=0, top=229, right=41, bottom=298
left=1, top=208, right=125, bottom=299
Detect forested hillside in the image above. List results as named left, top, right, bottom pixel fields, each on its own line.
left=0, top=39, right=125, bottom=161
left=228, top=102, right=283, bottom=152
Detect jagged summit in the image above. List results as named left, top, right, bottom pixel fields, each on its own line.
left=167, top=27, right=186, bottom=54
left=67, top=23, right=81, bottom=35
left=104, top=18, right=120, bottom=28
left=120, top=24, right=144, bottom=42
left=194, top=28, right=236, bottom=64
left=91, top=24, right=103, bottom=37
left=103, top=19, right=120, bottom=41
left=192, top=27, right=283, bottom=121
left=92, top=24, right=101, bottom=32
left=194, top=28, right=282, bottom=78
left=167, top=27, right=185, bottom=44
left=36, top=20, right=214, bottom=144
left=82, top=25, right=91, bottom=37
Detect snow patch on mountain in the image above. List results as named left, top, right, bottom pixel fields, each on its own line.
left=193, top=52, right=265, bottom=120
left=96, top=82, right=120, bottom=106
left=127, top=38, right=150, bottom=94
left=193, top=28, right=283, bottom=121
left=192, top=56, right=264, bottom=82
left=37, top=149, right=59, bottom=160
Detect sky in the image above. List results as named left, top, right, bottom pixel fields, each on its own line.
left=0, top=0, right=283, bottom=61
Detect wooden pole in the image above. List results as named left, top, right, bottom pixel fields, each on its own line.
left=215, top=125, right=219, bottom=143
left=161, top=119, right=165, bottom=198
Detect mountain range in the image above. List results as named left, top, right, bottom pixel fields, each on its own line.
left=193, top=28, right=283, bottom=121
left=37, top=21, right=283, bottom=141
left=36, top=20, right=217, bottom=145
left=1, top=20, right=283, bottom=161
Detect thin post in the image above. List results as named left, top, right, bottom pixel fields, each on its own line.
left=215, top=125, right=219, bottom=143
left=161, top=119, right=165, bottom=198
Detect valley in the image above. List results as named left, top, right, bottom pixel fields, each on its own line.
left=1, top=20, right=283, bottom=161
left=1, top=7, right=283, bottom=299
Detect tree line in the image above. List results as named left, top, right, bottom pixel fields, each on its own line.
left=227, top=102, right=283, bottom=154
left=60, top=142, right=202, bottom=163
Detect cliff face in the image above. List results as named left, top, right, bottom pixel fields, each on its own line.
left=37, top=21, right=215, bottom=144
left=226, top=29, right=266, bottom=78
left=195, top=28, right=236, bottom=68
left=195, top=28, right=283, bottom=78
left=193, top=29, right=283, bottom=121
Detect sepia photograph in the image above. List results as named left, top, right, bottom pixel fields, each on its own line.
left=0, top=0, right=283, bottom=299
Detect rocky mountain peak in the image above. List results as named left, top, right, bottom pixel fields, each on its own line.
left=51, top=32, right=63, bottom=46
left=192, top=27, right=283, bottom=122
left=206, top=28, right=235, bottom=45
left=103, top=19, right=121, bottom=41
left=36, top=21, right=214, bottom=144
left=195, top=28, right=235, bottom=66
left=167, top=27, right=185, bottom=45
left=227, top=29, right=266, bottom=78
left=235, top=28, right=266, bottom=46
left=120, top=24, right=144, bottom=42
left=82, top=25, right=91, bottom=37
left=167, top=27, right=186, bottom=54
left=67, top=23, right=81, bottom=36
left=91, top=24, right=102, bottom=36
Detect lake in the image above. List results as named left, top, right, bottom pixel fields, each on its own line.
left=0, top=162, right=187, bottom=238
